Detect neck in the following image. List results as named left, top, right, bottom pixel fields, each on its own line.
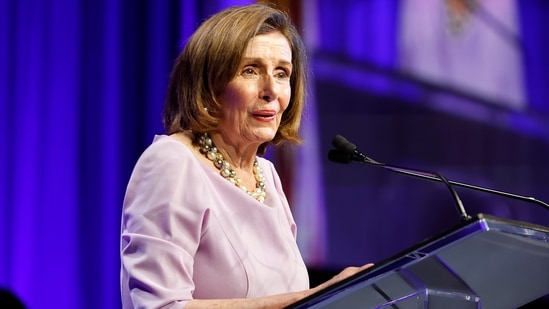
left=195, top=132, right=267, bottom=203
left=208, top=132, right=259, bottom=170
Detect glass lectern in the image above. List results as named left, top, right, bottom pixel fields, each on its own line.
left=286, top=214, right=549, bottom=309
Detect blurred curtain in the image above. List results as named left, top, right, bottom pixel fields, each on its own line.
left=519, top=1, right=549, bottom=113
left=0, top=0, right=252, bottom=308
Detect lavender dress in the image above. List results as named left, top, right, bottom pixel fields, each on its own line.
left=120, top=135, right=309, bottom=309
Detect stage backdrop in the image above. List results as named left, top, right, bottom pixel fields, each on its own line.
left=1, top=0, right=549, bottom=308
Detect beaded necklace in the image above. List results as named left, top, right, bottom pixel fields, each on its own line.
left=197, top=132, right=267, bottom=203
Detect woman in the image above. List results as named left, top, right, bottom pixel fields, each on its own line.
left=120, top=4, right=371, bottom=308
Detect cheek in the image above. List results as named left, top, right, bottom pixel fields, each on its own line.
left=280, top=87, right=292, bottom=112
left=221, top=84, right=249, bottom=111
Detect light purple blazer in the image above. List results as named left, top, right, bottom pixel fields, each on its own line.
left=120, top=135, right=309, bottom=308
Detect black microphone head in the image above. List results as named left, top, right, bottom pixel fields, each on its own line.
left=332, top=135, right=356, bottom=155
left=328, top=150, right=351, bottom=164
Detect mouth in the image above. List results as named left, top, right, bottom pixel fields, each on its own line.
left=251, top=110, right=277, bottom=121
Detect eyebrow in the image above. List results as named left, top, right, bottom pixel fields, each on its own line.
left=241, top=57, right=293, bottom=68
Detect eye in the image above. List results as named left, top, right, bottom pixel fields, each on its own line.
left=241, top=66, right=257, bottom=76
left=275, top=69, right=291, bottom=80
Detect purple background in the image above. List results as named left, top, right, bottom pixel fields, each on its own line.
left=1, top=0, right=548, bottom=308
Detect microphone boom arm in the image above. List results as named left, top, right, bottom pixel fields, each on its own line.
left=357, top=156, right=549, bottom=212
left=329, top=134, right=549, bottom=218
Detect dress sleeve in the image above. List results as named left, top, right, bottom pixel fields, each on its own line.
left=120, top=138, right=206, bottom=309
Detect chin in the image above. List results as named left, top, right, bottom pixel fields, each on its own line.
left=252, top=130, right=277, bottom=144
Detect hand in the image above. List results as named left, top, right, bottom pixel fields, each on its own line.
left=313, top=263, right=375, bottom=293
left=184, top=263, right=375, bottom=309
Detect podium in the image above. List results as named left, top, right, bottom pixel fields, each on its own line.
left=287, top=214, right=549, bottom=309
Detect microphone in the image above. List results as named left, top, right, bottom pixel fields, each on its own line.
left=330, top=135, right=470, bottom=221
left=329, top=135, right=549, bottom=220
left=331, top=135, right=380, bottom=164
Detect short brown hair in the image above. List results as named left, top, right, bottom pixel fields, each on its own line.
left=163, top=4, right=308, bottom=155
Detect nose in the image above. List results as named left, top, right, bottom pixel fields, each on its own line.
left=260, top=75, right=278, bottom=102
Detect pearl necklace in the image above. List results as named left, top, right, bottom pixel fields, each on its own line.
left=197, top=132, right=267, bottom=203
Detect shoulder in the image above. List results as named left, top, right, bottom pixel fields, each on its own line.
left=136, top=133, right=196, bottom=167
left=128, top=133, right=202, bottom=188
left=144, top=133, right=192, bottom=158
left=123, top=133, right=207, bottom=220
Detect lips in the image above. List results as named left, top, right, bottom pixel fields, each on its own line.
left=251, top=110, right=277, bottom=120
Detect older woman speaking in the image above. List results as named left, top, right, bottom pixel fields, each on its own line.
left=120, top=4, right=371, bottom=309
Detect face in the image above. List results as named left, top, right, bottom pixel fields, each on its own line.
left=218, top=31, right=292, bottom=149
